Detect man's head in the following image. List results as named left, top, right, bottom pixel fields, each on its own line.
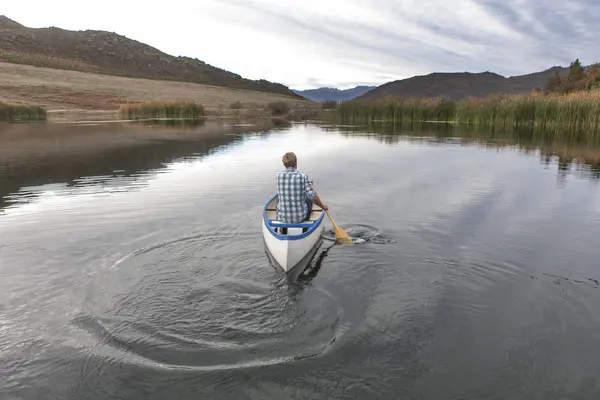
left=282, top=152, right=297, bottom=168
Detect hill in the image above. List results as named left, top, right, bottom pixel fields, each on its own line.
left=357, top=67, right=571, bottom=101
left=0, top=15, right=302, bottom=99
left=293, top=85, right=376, bottom=102
left=0, top=61, right=313, bottom=121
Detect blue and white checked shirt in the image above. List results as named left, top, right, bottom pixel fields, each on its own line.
left=276, top=167, right=317, bottom=223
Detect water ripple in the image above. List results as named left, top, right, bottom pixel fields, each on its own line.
left=73, top=230, right=346, bottom=374
left=322, top=224, right=396, bottom=244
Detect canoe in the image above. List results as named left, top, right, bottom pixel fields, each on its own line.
left=262, top=194, right=325, bottom=272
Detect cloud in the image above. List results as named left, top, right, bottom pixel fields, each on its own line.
left=2, top=0, right=600, bottom=89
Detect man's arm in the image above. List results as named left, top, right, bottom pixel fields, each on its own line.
left=312, top=193, right=328, bottom=211
left=305, top=176, right=328, bottom=210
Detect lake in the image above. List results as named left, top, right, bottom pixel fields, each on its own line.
left=2, top=120, right=600, bottom=399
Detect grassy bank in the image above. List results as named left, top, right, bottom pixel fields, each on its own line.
left=118, top=100, right=205, bottom=120
left=336, top=91, right=600, bottom=137
left=0, top=102, right=46, bottom=121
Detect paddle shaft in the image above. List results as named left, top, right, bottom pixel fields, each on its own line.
left=311, top=183, right=350, bottom=241
left=324, top=208, right=338, bottom=227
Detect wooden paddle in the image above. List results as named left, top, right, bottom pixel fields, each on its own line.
left=311, top=183, right=352, bottom=244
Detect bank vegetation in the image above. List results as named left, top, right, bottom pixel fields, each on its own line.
left=118, top=100, right=205, bottom=120
left=0, top=102, right=46, bottom=121
left=336, top=59, right=600, bottom=137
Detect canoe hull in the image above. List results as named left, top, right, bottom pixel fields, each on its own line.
left=262, top=194, right=325, bottom=272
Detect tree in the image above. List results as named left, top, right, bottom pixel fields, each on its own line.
left=584, top=63, right=600, bottom=90
left=588, top=76, right=600, bottom=91
left=545, top=71, right=563, bottom=93
left=568, top=58, right=585, bottom=83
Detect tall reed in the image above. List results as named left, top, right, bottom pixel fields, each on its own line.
left=335, top=91, right=600, bottom=138
left=118, top=100, right=205, bottom=120
left=0, top=102, right=47, bottom=121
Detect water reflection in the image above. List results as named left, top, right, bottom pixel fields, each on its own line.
left=125, top=118, right=208, bottom=130
left=4, top=118, right=600, bottom=399
left=4, top=118, right=600, bottom=213
left=325, top=121, right=600, bottom=181
left=292, top=241, right=335, bottom=285
left=0, top=119, right=281, bottom=211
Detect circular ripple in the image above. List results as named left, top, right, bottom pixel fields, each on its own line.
left=78, top=231, right=343, bottom=371
left=322, top=224, right=396, bottom=244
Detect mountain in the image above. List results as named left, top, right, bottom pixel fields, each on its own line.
left=0, top=16, right=302, bottom=99
left=357, top=67, right=571, bottom=101
left=293, top=85, right=376, bottom=102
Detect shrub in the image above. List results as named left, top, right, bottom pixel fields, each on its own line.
left=267, top=101, right=290, bottom=116
left=322, top=100, right=338, bottom=110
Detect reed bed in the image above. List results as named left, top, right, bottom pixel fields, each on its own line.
left=0, top=102, right=47, bottom=121
left=118, top=100, right=205, bottom=120
left=336, top=91, right=600, bottom=138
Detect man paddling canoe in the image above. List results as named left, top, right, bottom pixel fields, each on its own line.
left=277, top=152, right=328, bottom=224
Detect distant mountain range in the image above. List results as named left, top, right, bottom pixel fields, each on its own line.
left=293, top=86, right=376, bottom=102
left=295, top=65, right=575, bottom=103
left=0, top=15, right=302, bottom=99
left=356, top=67, right=571, bottom=101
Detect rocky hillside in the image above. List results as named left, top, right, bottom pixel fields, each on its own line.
left=293, top=85, right=376, bottom=102
left=357, top=67, right=571, bottom=101
left=0, top=16, right=302, bottom=99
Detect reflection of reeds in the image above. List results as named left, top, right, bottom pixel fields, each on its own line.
left=128, top=118, right=206, bottom=127
left=0, top=102, right=47, bottom=121
left=327, top=120, right=600, bottom=179
left=336, top=91, right=600, bottom=137
left=118, top=101, right=205, bottom=120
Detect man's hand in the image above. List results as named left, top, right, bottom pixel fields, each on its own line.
left=322, top=203, right=329, bottom=211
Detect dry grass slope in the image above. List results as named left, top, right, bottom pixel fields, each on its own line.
left=0, top=61, right=318, bottom=120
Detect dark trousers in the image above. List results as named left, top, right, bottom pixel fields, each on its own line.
left=305, top=198, right=313, bottom=220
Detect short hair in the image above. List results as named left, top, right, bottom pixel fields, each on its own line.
left=282, top=152, right=297, bottom=167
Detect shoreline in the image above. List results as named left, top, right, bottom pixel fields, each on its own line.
left=43, top=106, right=330, bottom=124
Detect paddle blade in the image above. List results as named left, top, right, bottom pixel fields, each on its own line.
left=334, top=225, right=353, bottom=244
left=323, top=208, right=352, bottom=244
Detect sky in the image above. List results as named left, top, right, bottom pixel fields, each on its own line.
left=2, top=0, right=600, bottom=90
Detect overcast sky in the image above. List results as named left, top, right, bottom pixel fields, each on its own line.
left=2, top=0, right=599, bottom=89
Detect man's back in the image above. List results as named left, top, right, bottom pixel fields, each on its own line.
left=276, top=167, right=315, bottom=223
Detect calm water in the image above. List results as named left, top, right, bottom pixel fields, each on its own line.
left=2, top=121, right=600, bottom=399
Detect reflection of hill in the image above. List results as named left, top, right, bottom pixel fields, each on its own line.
left=0, top=120, right=279, bottom=210
left=325, top=121, right=600, bottom=180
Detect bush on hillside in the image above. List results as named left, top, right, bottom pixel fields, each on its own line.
left=268, top=101, right=290, bottom=116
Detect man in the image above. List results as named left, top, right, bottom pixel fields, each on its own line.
left=277, top=152, right=328, bottom=223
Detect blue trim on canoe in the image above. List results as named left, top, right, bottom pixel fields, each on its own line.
left=263, top=193, right=325, bottom=241
left=269, top=221, right=315, bottom=228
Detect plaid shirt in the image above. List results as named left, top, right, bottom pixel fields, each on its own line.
left=276, top=167, right=317, bottom=223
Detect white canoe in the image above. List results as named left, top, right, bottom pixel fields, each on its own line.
left=262, top=194, right=325, bottom=272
